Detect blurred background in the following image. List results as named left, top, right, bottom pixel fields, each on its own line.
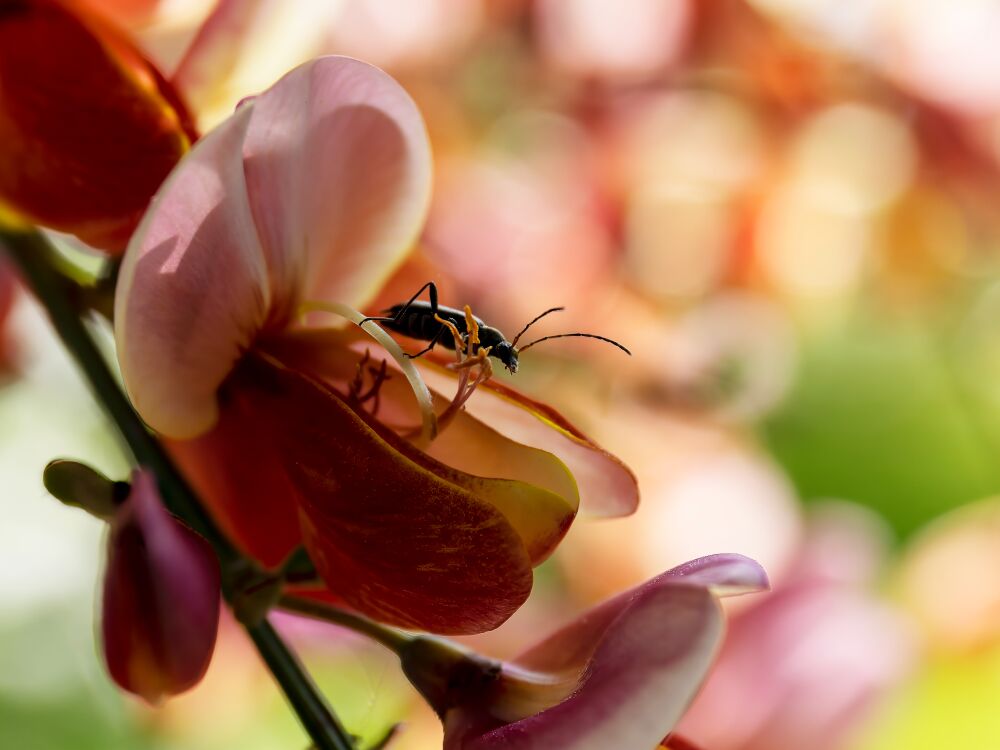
left=4, top=0, right=1000, bottom=748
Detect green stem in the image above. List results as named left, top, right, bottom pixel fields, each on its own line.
left=247, top=620, right=355, bottom=750
left=278, top=596, right=414, bottom=654
left=1, top=227, right=356, bottom=750
left=1, top=228, right=233, bottom=559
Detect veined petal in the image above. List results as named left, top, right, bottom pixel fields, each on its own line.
left=445, top=555, right=769, bottom=750
left=420, top=364, right=639, bottom=518
left=115, top=103, right=270, bottom=438
left=0, top=0, right=194, bottom=251
left=241, top=56, right=433, bottom=312
left=234, top=354, right=572, bottom=634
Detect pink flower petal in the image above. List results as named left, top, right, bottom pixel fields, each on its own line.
left=115, top=103, right=270, bottom=438
left=444, top=555, right=768, bottom=749
left=242, top=56, right=432, bottom=312
left=117, top=56, right=432, bottom=439
left=102, top=470, right=221, bottom=703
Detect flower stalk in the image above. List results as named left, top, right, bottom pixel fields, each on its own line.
left=0, top=226, right=356, bottom=750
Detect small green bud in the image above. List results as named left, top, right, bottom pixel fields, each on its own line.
left=43, top=459, right=125, bottom=521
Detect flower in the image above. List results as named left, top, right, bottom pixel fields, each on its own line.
left=0, top=0, right=196, bottom=252
left=398, top=554, right=768, bottom=749
left=102, top=470, right=221, bottom=703
left=115, top=55, right=638, bottom=634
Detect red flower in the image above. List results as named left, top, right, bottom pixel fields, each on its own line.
left=0, top=0, right=196, bottom=252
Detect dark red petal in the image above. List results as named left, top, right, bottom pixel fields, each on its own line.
left=234, top=354, right=535, bottom=635
left=102, top=470, right=220, bottom=703
left=660, top=733, right=705, bottom=750
left=0, top=0, right=196, bottom=251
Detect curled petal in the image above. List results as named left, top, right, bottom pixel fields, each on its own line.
left=420, top=364, right=639, bottom=518
left=236, top=355, right=577, bottom=634
left=102, top=470, right=221, bottom=703
left=0, top=0, right=194, bottom=251
left=443, top=555, right=768, bottom=749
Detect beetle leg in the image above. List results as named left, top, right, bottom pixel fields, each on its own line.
left=404, top=326, right=445, bottom=359
left=359, top=281, right=438, bottom=326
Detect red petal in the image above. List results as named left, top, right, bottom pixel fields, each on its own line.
left=102, top=470, right=220, bottom=703
left=0, top=0, right=195, bottom=251
left=166, top=383, right=304, bottom=570
left=234, top=354, right=539, bottom=634
left=265, top=331, right=580, bottom=566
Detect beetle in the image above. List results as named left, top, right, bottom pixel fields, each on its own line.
left=361, top=282, right=630, bottom=374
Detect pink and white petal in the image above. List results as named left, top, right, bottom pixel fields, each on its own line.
left=667, top=554, right=772, bottom=597
left=511, top=555, right=768, bottom=677
left=446, top=584, right=725, bottom=750
left=115, top=104, right=271, bottom=438
left=242, top=56, right=432, bottom=314
left=419, top=364, right=639, bottom=518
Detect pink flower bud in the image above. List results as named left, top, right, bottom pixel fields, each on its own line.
left=101, top=470, right=221, bottom=703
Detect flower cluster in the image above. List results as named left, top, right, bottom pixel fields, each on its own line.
left=2, top=3, right=771, bottom=748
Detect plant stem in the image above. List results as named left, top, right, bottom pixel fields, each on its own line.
left=279, top=596, right=414, bottom=654
left=1, top=227, right=356, bottom=750
left=1, top=228, right=232, bottom=558
left=247, top=620, right=355, bottom=750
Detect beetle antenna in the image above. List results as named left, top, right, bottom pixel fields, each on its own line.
left=517, top=333, right=632, bottom=356
left=510, top=307, right=565, bottom=347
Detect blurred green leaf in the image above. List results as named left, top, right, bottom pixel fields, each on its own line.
left=763, top=314, right=1000, bottom=540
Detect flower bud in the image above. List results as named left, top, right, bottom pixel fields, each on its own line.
left=101, top=470, right=220, bottom=703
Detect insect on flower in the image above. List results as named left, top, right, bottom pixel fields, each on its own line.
left=363, top=282, right=631, bottom=374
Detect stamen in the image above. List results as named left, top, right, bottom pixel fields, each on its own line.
left=432, top=308, right=494, bottom=434
left=357, top=359, right=391, bottom=414
left=463, top=305, right=480, bottom=356
left=299, top=301, right=437, bottom=445
left=433, top=313, right=465, bottom=353
left=348, top=349, right=372, bottom=401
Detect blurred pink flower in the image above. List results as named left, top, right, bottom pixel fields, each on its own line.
left=401, top=554, right=768, bottom=750
left=677, top=505, right=913, bottom=750
left=102, top=470, right=221, bottom=703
